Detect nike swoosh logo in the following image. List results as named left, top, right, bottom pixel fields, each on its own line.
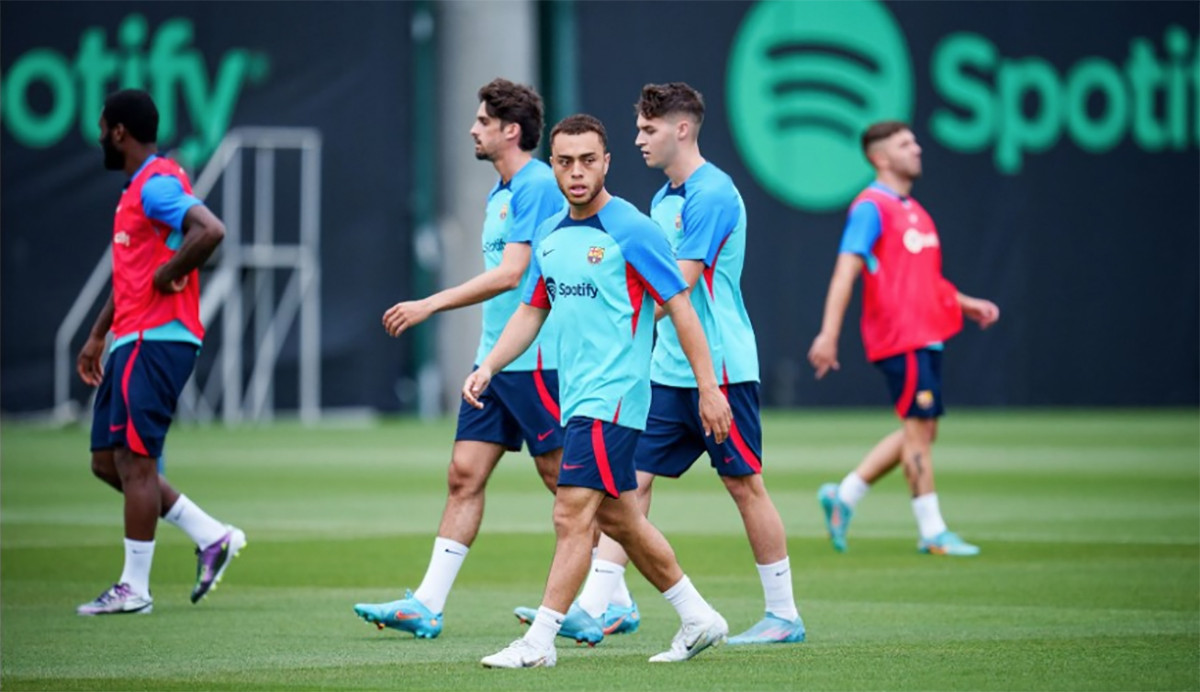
left=110, top=424, right=126, bottom=432
left=723, top=456, right=736, bottom=463
left=537, top=429, right=555, bottom=441
left=775, top=570, right=790, bottom=577
left=541, top=249, right=556, bottom=257
left=393, top=612, right=420, bottom=620
left=562, top=463, right=585, bottom=471
left=444, top=549, right=466, bottom=556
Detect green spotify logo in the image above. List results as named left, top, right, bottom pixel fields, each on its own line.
left=727, top=0, right=912, bottom=213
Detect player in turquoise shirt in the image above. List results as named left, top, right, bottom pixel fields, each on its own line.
left=465, top=114, right=731, bottom=668
left=560, top=83, right=805, bottom=647
left=355, top=79, right=566, bottom=639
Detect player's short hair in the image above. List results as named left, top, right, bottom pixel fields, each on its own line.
left=478, top=78, right=544, bottom=152
left=635, top=82, right=705, bottom=128
left=550, top=114, right=608, bottom=152
left=861, top=120, right=910, bottom=157
left=103, top=89, right=158, bottom=143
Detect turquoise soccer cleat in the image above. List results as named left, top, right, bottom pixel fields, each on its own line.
left=727, top=612, right=806, bottom=645
left=514, top=602, right=605, bottom=646
left=818, top=482, right=853, bottom=552
left=601, top=600, right=640, bottom=635
left=353, top=589, right=443, bottom=638
left=918, top=530, right=981, bottom=556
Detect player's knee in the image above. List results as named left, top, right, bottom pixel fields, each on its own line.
left=446, top=457, right=487, bottom=498
left=551, top=502, right=592, bottom=538
left=721, top=473, right=764, bottom=504
left=90, top=452, right=119, bottom=485
left=114, top=452, right=157, bottom=485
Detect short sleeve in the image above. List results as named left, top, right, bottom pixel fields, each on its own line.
left=522, top=251, right=551, bottom=308
left=838, top=200, right=882, bottom=258
left=620, top=219, right=688, bottom=305
left=677, top=186, right=740, bottom=266
left=141, top=174, right=202, bottom=231
left=509, top=178, right=563, bottom=244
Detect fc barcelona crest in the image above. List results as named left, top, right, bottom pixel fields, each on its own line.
left=587, top=246, right=605, bottom=264
left=499, top=203, right=509, bottom=220
left=675, top=214, right=682, bottom=230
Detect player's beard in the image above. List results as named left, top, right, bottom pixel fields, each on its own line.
left=102, top=135, right=125, bottom=171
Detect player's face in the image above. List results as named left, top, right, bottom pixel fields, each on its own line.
left=551, top=131, right=610, bottom=209
left=634, top=114, right=678, bottom=169
left=98, top=117, right=125, bottom=171
left=883, top=129, right=922, bottom=180
left=469, top=101, right=504, bottom=161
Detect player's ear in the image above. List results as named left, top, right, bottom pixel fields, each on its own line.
left=504, top=121, right=521, bottom=143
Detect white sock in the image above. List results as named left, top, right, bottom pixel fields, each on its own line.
left=912, top=493, right=948, bottom=540
left=610, top=572, right=634, bottom=609
left=524, top=605, right=564, bottom=649
left=837, top=472, right=871, bottom=509
left=578, top=559, right=625, bottom=618
left=119, top=538, right=155, bottom=597
left=662, top=575, right=714, bottom=623
left=412, top=537, right=468, bottom=613
left=756, top=557, right=799, bottom=621
left=163, top=494, right=228, bottom=549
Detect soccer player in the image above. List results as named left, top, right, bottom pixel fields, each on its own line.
left=353, top=78, right=565, bottom=638
left=469, top=114, right=732, bottom=668
left=518, top=83, right=805, bottom=645
left=808, top=121, right=1000, bottom=557
left=76, top=89, right=244, bottom=616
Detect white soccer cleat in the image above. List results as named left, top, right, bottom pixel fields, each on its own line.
left=481, top=638, right=557, bottom=669
left=76, top=582, right=153, bottom=616
left=649, top=610, right=728, bottom=662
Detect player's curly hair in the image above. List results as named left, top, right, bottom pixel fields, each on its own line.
left=103, top=89, right=158, bottom=144
left=478, top=78, right=544, bottom=152
left=635, top=82, right=705, bottom=128
left=550, top=114, right=608, bottom=152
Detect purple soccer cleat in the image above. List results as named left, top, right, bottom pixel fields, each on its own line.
left=191, top=525, right=247, bottom=603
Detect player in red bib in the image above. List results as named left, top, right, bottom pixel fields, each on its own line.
left=808, top=121, right=999, bottom=557
left=76, top=90, right=245, bottom=615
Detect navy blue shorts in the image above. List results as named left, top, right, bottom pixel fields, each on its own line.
left=875, top=348, right=944, bottom=419
left=557, top=417, right=640, bottom=498
left=635, top=382, right=763, bottom=478
left=91, top=340, right=198, bottom=459
left=456, top=368, right=564, bottom=456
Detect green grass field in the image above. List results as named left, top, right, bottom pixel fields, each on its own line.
left=2, top=409, right=1197, bottom=691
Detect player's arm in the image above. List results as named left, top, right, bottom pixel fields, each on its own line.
left=654, top=259, right=703, bottom=321
left=146, top=176, right=226, bottom=293
left=383, top=242, right=531, bottom=338
left=958, top=292, right=1000, bottom=329
left=77, top=290, right=115, bottom=386
left=462, top=302, right=548, bottom=409
left=808, top=253, right=863, bottom=379
left=662, top=293, right=731, bottom=443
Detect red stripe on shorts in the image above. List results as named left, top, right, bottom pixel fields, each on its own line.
left=895, top=350, right=918, bottom=419
left=532, top=346, right=560, bottom=419
left=591, top=419, right=618, bottom=497
left=721, top=385, right=762, bottom=473
left=120, top=337, right=149, bottom=456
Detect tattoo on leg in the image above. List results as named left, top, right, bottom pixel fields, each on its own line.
left=913, top=452, right=923, bottom=478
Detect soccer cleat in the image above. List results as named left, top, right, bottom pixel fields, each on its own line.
left=76, top=583, right=153, bottom=616
left=601, top=600, right=641, bottom=635
left=918, top=530, right=981, bottom=556
left=818, top=482, right=853, bottom=552
left=353, top=590, right=443, bottom=638
left=648, top=610, right=728, bottom=663
left=727, top=612, right=806, bottom=645
left=481, top=638, right=557, bottom=668
left=513, top=603, right=604, bottom=646
left=191, top=525, right=247, bottom=603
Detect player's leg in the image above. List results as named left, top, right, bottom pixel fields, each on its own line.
left=355, top=376, right=517, bottom=636
left=897, top=350, right=978, bottom=556
left=818, top=428, right=904, bottom=552
left=595, top=486, right=728, bottom=663
left=518, top=367, right=566, bottom=495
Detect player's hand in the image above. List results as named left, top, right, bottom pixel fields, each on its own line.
left=698, top=385, right=731, bottom=444
left=808, top=332, right=840, bottom=379
left=76, top=334, right=106, bottom=387
left=962, top=297, right=1000, bottom=329
left=153, top=266, right=188, bottom=293
left=382, top=299, right=435, bottom=337
left=462, top=365, right=494, bottom=409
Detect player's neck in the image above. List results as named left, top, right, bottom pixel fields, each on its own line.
left=875, top=171, right=913, bottom=197
left=664, top=150, right=705, bottom=188
left=493, top=149, right=533, bottom=185
left=124, top=147, right=157, bottom=177
left=569, top=188, right=611, bottom=220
